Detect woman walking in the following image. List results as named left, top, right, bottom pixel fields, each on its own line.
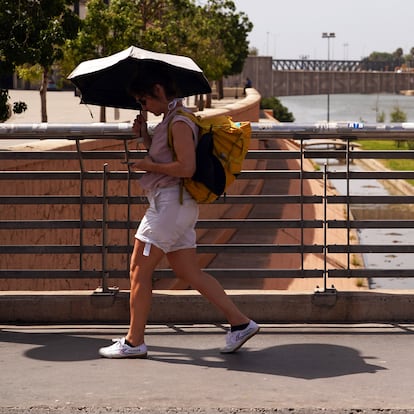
left=99, top=68, right=259, bottom=359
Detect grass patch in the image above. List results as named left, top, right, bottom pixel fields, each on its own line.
left=357, top=139, right=414, bottom=185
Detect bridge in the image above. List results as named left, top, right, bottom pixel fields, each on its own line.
left=272, top=58, right=412, bottom=72
left=273, top=59, right=361, bottom=71
left=225, top=56, right=414, bottom=97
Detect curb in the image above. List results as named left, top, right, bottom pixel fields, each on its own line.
left=1, top=290, right=414, bottom=323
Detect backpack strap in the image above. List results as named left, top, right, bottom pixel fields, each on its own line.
left=167, top=120, right=184, bottom=204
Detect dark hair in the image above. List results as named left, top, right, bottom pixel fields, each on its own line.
left=128, top=63, right=178, bottom=99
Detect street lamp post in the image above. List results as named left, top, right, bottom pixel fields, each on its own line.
left=322, top=32, right=335, bottom=123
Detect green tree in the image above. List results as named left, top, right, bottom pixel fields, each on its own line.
left=0, top=0, right=80, bottom=122
left=260, top=97, right=295, bottom=122
left=63, top=0, right=144, bottom=121
left=195, top=0, right=252, bottom=100
left=63, top=0, right=252, bottom=113
left=390, top=105, right=407, bottom=122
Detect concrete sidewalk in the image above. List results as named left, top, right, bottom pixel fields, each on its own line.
left=1, top=323, right=414, bottom=413
left=1, top=89, right=249, bottom=150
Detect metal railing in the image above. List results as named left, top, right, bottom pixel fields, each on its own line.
left=1, top=122, right=413, bottom=291
left=272, top=59, right=362, bottom=72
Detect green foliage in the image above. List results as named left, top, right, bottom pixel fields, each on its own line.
left=376, top=110, right=386, bottom=123
left=0, top=0, right=80, bottom=69
left=62, top=0, right=252, bottom=83
left=260, top=97, right=295, bottom=122
left=356, top=139, right=414, bottom=185
left=390, top=105, right=407, bottom=122
left=199, top=0, right=252, bottom=76
left=0, top=0, right=80, bottom=121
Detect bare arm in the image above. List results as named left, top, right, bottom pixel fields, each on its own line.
left=134, top=120, right=196, bottom=178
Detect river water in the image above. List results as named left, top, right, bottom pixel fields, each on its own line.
left=281, top=94, right=414, bottom=289
left=329, top=164, right=414, bottom=290
left=279, top=93, right=414, bottom=123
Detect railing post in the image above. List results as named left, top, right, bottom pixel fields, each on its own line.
left=75, top=139, right=84, bottom=272
left=300, top=137, right=305, bottom=272
left=101, top=163, right=109, bottom=293
left=346, top=137, right=351, bottom=272
left=316, top=163, right=336, bottom=295
left=323, top=163, right=328, bottom=291
left=123, top=140, right=134, bottom=273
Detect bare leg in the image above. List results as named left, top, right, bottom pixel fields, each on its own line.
left=167, top=248, right=249, bottom=326
left=126, top=239, right=164, bottom=346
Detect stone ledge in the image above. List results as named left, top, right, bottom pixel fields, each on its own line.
left=1, top=289, right=413, bottom=324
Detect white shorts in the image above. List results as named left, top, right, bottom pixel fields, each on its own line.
left=135, top=185, right=199, bottom=253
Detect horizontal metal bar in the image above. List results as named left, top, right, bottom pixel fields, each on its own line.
left=326, top=171, right=414, bottom=180
left=0, top=122, right=137, bottom=137
left=196, top=219, right=323, bottom=229
left=328, top=195, right=414, bottom=204
left=240, top=170, right=322, bottom=180
left=2, top=121, right=414, bottom=138
left=0, top=268, right=324, bottom=279
left=0, top=219, right=324, bottom=230
left=0, top=220, right=102, bottom=229
left=328, top=245, right=414, bottom=253
left=245, top=150, right=301, bottom=159
left=108, top=219, right=324, bottom=230
left=152, top=268, right=324, bottom=279
left=0, top=270, right=103, bottom=278
left=0, top=196, right=149, bottom=205
left=329, top=269, right=414, bottom=278
left=0, top=171, right=144, bottom=180
left=304, top=150, right=414, bottom=160
left=0, top=170, right=322, bottom=181
left=328, top=220, right=414, bottom=229
left=0, top=149, right=301, bottom=161
left=0, top=244, right=324, bottom=255
left=0, top=195, right=323, bottom=205
left=2, top=149, right=413, bottom=164
left=342, top=150, right=414, bottom=159
left=0, top=150, right=147, bottom=160
left=0, top=245, right=102, bottom=254
left=196, top=244, right=323, bottom=254
left=101, top=244, right=324, bottom=255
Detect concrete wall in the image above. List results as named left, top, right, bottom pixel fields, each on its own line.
left=225, top=56, right=414, bottom=98
left=1, top=289, right=414, bottom=323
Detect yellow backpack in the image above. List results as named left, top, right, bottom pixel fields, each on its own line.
left=168, top=110, right=251, bottom=203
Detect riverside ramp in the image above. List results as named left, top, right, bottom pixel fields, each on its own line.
left=1, top=323, right=414, bottom=413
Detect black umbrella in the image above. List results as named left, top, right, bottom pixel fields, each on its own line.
left=67, top=46, right=212, bottom=110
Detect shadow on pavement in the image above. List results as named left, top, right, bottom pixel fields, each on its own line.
left=149, top=343, right=386, bottom=380
left=0, top=329, right=386, bottom=379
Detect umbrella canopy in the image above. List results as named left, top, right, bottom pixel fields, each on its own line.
left=67, top=46, right=212, bottom=110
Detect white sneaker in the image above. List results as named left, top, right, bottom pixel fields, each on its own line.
left=220, top=320, right=260, bottom=354
left=99, top=337, right=147, bottom=359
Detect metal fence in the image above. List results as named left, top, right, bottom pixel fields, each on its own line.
left=1, top=122, right=413, bottom=292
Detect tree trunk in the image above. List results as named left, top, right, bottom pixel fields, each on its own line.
left=218, top=78, right=224, bottom=100
left=197, top=94, right=204, bottom=111
left=100, top=106, right=106, bottom=122
left=40, top=67, right=48, bottom=122
left=205, top=93, right=212, bottom=108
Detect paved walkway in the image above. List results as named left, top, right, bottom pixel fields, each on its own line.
left=1, top=323, right=414, bottom=413
left=1, top=90, right=237, bottom=149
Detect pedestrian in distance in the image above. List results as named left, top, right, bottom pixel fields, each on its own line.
left=99, top=67, right=259, bottom=359
left=243, top=77, right=252, bottom=96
